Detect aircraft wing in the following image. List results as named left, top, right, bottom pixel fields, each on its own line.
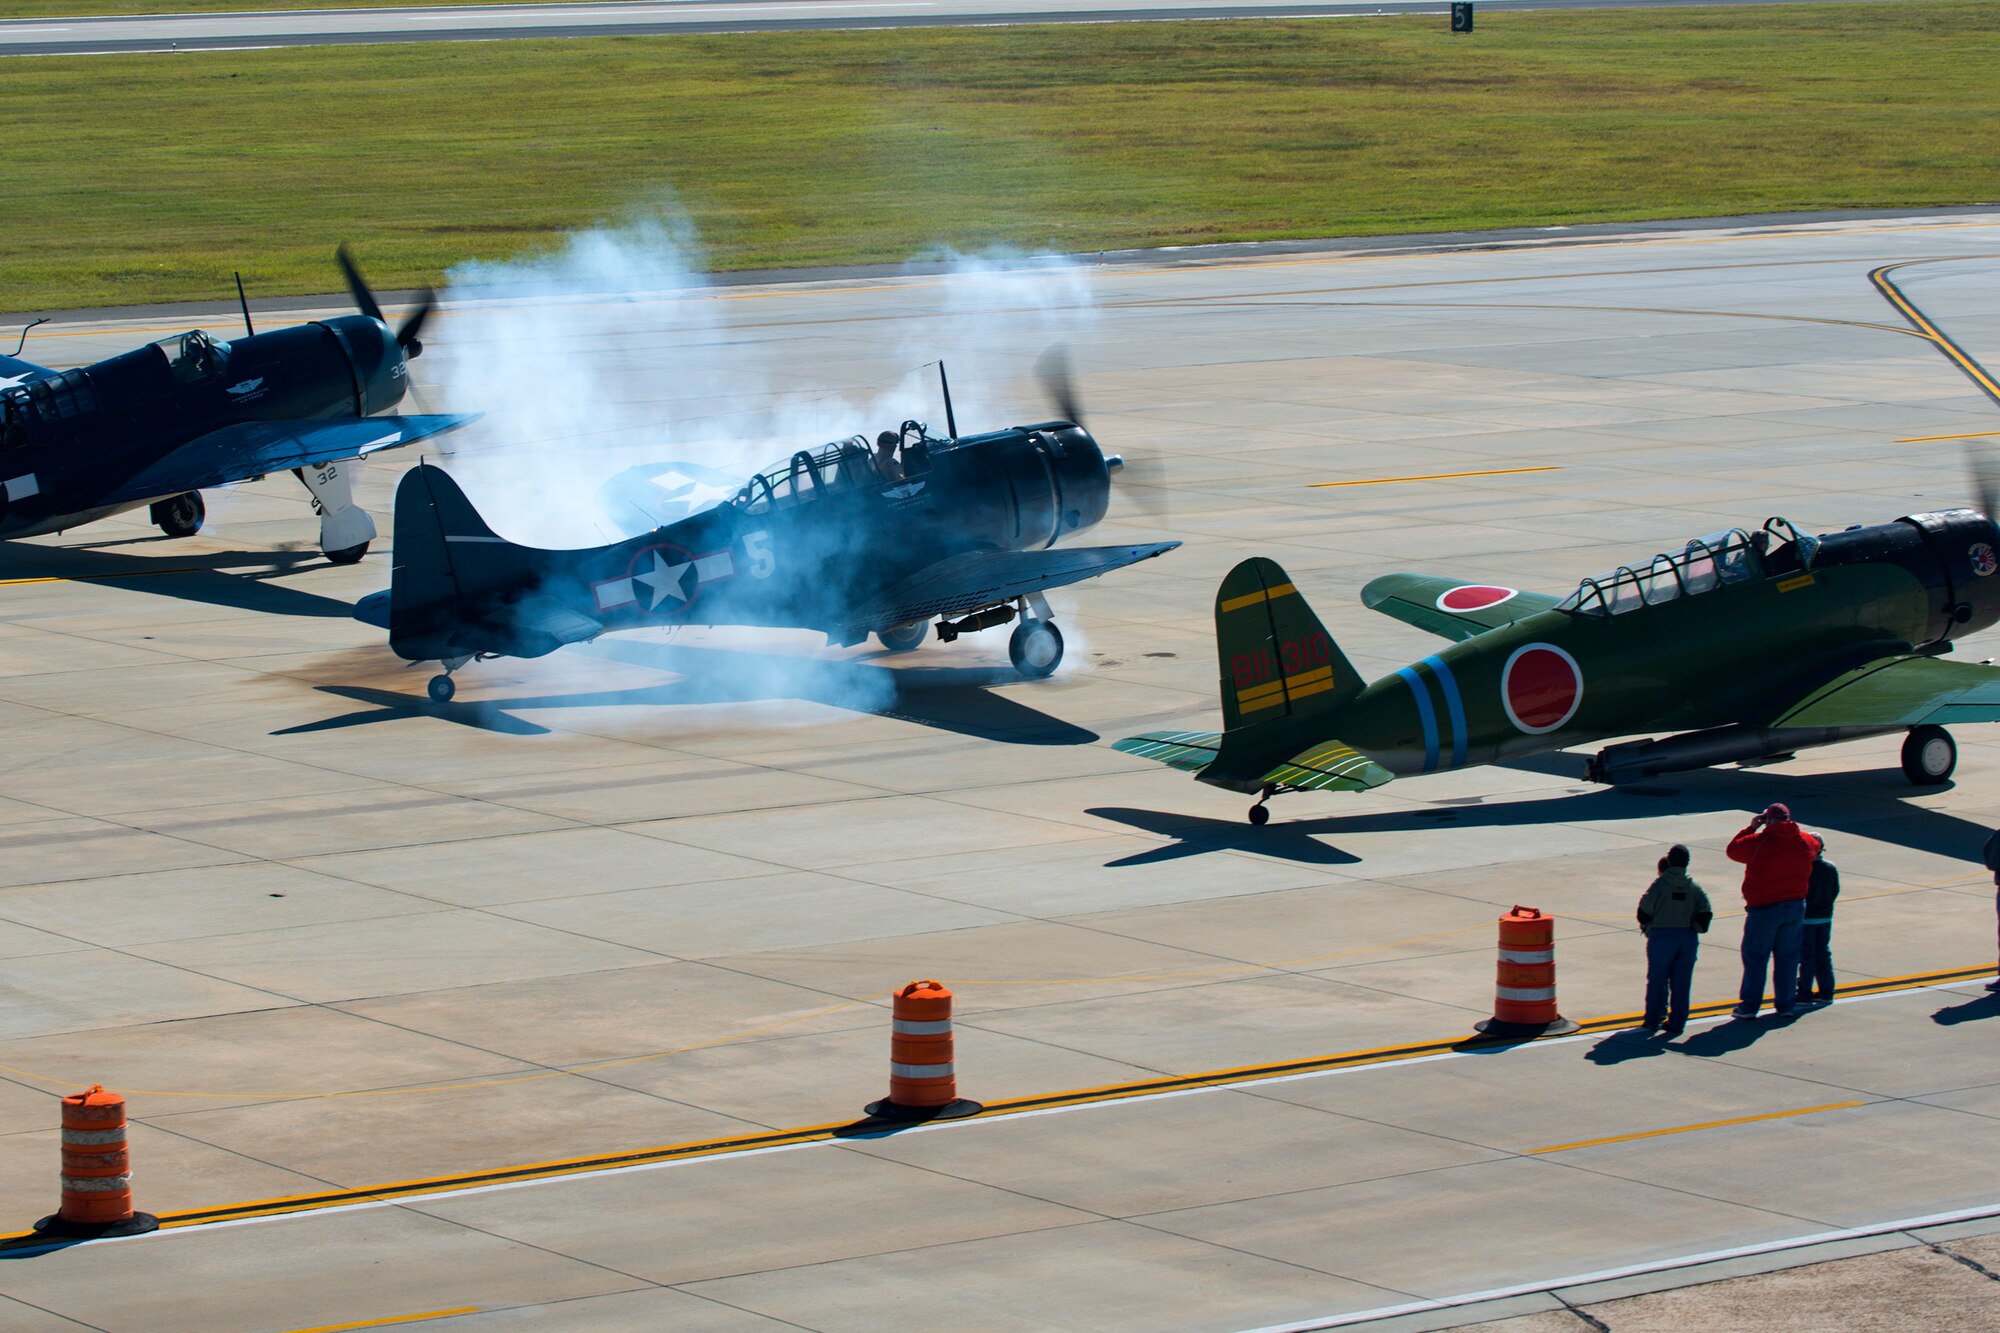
left=852, top=541, right=1180, bottom=631
left=1259, top=738, right=1396, bottom=792
left=1361, top=573, right=1560, bottom=642
left=0, top=354, right=56, bottom=387
left=1767, top=655, right=2000, bottom=729
left=95, top=414, right=478, bottom=508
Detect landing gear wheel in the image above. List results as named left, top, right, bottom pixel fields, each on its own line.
left=1902, top=724, right=1956, bottom=785
left=428, top=674, right=456, bottom=704
left=325, top=542, right=369, bottom=566
left=1009, top=618, right=1064, bottom=679
left=1248, top=804, right=1270, bottom=826
left=878, top=620, right=928, bottom=653
left=151, top=491, right=205, bottom=538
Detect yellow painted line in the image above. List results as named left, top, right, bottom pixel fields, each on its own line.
left=0, top=962, right=1989, bottom=1246
left=1896, top=430, right=2000, bottom=444
left=1219, top=582, right=1295, bottom=613
left=1309, top=466, right=1561, bottom=489
left=1777, top=573, right=1816, bottom=593
left=0, top=568, right=195, bottom=587
left=1870, top=263, right=2000, bottom=407
left=277, top=1308, right=479, bottom=1333
left=1525, top=1100, right=1867, bottom=1155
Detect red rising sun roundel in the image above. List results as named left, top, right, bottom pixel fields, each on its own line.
left=1501, top=643, right=1584, bottom=735
left=1436, top=584, right=1518, bottom=613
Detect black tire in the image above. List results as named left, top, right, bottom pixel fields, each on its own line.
left=1248, top=804, right=1271, bottom=826
left=325, top=542, right=369, bottom=566
left=151, top=491, right=205, bottom=538
left=1008, top=618, right=1063, bottom=679
left=1902, top=724, right=1956, bottom=785
left=878, top=620, right=928, bottom=653
left=428, top=674, right=456, bottom=704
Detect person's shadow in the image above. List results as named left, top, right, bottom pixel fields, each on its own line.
left=1933, top=991, right=2000, bottom=1026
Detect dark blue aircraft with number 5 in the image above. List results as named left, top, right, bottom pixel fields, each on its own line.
left=357, top=360, right=1177, bottom=701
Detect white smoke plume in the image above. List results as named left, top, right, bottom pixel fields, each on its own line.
left=410, top=207, right=1103, bottom=722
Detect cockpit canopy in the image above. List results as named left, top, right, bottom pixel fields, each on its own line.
left=1557, top=520, right=1816, bottom=617
left=734, top=424, right=935, bottom=515
left=157, top=330, right=229, bottom=385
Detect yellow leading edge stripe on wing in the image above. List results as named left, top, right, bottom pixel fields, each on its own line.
left=1219, top=583, right=1296, bottom=614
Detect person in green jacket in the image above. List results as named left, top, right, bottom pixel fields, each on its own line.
left=1638, top=844, right=1714, bottom=1037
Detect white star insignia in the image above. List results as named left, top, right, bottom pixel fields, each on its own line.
left=632, top=551, right=692, bottom=611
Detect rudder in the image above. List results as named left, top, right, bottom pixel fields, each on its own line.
left=386, top=463, right=507, bottom=661
left=1215, top=557, right=1364, bottom=732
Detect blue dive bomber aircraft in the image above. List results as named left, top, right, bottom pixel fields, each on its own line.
left=0, top=250, right=473, bottom=562
left=358, top=413, right=1178, bottom=702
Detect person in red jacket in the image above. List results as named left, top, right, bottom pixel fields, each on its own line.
left=1727, top=802, right=1823, bottom=1018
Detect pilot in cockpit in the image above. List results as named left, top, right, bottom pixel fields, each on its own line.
left=874, top=430, right=904, bottom=482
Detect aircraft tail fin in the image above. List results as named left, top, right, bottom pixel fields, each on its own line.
left=1215, top=557, right=1365, bottom=733
left=383, top=463, right=534, bottom=662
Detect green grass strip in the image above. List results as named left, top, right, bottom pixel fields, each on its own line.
left=2, top=4, right=1997, bottom=312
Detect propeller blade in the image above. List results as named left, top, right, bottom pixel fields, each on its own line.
left=1967, top=442, right=2000, bottom=519
left=1036, top=345, right=1083, bottom=426
left=1112, top=453, right=1170, bottom=522
left=396, top=289, right=435, bottom=358
left=335, top=244, right=385, bottom=325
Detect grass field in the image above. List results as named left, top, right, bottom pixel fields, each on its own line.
left=2, top=3, right=1997, bottom=311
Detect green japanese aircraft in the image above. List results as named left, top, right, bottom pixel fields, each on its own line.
left=1116, top=505, right=2000, bottom=824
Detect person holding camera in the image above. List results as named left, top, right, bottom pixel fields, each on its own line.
left=1727, top=803, right=1822, bottom=1018
left=1636, top=843, right=1713, bottom=1037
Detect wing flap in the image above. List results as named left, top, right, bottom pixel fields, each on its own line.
left=1770, top=655, right=2000, bottom=729
left=1260, top=738, right=1395, bottom=792
left=1362, top=573, right=1559, bottom=642
left=1112, top=730, right=1223, bottom=773
left=854, top=541, right=1179, bottom=631
left=95, top=414, right=478, bottom=508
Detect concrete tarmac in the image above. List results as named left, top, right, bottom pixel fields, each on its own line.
left=3, top=213, right=2000, bottom=1329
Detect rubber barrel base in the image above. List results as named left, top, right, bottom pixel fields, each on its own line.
left=1474, top=1016, right=1581, bottom=1040
left=863, top=1097, right=983, bottom=1123
left=33, top=1211, right=159, bottom=1240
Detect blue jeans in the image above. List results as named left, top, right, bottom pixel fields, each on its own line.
left=1644, top=927, right=1699, bottom=1028
left=1739, top=900, right=1805, bottom=1013
left=1797, top=922, right=1834, bottom=1002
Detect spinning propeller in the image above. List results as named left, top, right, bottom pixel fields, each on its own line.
left=1970, top=443, right=2000, bottom=522
left=337, top=244, right=434, bottom=361
left=1036, top=345, right=1169, bottom=520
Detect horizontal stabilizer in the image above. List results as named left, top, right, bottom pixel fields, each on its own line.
left=1361, top=573, right=1558, bottom=642
left=1259, top=739, right=1394, bottom=792
left=97, top=413, right=479, bottom=508
left=1112, top=730, right=1224, bottom=774
left=1769, top=655, right=2000, bottom=729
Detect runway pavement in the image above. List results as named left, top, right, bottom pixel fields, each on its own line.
left=0, top=0, right=1887, bottom=57
left=2, top=212, right=2000, bottom=1329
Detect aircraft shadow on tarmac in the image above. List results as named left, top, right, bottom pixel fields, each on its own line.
left=0, top=539, right=353, bottom=619
left=278, top=637, right=1099, bottom=746
left=1091, top=760, right=1993, bottom=870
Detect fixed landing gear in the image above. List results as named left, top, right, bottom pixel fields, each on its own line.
left=1248, top=785, right=1275, bottom=826
left=1009, top=618, right=1064, bottom=679
left=428, top=654, right=472, bottom=704
left=151, top=491, right=204, bottom=538
left=1903, top=724, right=1956, bottom=785
left=325, top=542, right=370, bottom=566
left=878, top=620, right=929, bottom=653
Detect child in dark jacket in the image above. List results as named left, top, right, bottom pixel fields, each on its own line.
left=1637, top=844, right=1714, bottom=1036
left=1797, top=844, right=1841, bottom=1006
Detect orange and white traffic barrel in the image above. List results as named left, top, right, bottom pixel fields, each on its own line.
left=33, top=1085, right=157, bottom=1238
left=865, top=980, right=981, bottom=1122
left=1474, top=906, right=1578, bottom=1038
